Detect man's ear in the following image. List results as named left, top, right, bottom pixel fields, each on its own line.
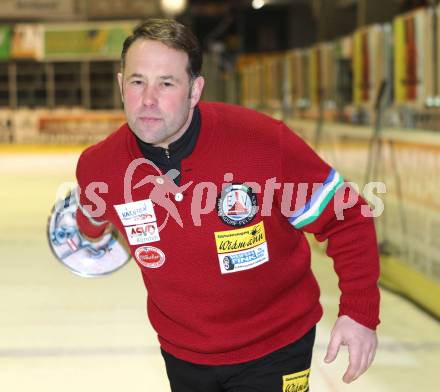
left=190, top=76, right=205, bottom=108
left=117, top=72, right=124, bottom=103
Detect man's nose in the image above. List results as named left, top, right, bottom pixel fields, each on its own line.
left=142, top=85, right=158, bottom=106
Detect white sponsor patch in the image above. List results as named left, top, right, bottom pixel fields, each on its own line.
left=114, top=199, right=156, bottom=226
left=218, top=242, right=269, bottom=274
left=135, top=246, right=166, bottom=269
left=124, top=222, right=160, bottom=245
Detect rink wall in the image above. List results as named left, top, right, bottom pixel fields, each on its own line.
left=0, top=108, right=124, bottom=144
left=288, top=118, right=440, bottom=318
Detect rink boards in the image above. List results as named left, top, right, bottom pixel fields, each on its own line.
left=286, top=119, right=440, bottom=318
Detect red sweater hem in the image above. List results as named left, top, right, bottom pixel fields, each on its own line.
left=158, top=305, right=323, bottom=365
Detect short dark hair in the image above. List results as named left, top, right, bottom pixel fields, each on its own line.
left=121, top=18, right=202, bottom=79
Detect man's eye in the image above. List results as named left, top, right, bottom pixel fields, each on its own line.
left=162, top=82, right=173, bottom=87
left=131, top=80, right=143, bottom=85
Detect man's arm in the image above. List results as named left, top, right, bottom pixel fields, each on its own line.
left=277, top=122, right=381, bottom=383
left=75, top=153, right=110, bottom=239
left=307, top=185, right=380, bottom=383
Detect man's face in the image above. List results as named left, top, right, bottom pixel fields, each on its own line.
left=118, top=39, right=204, bottom=148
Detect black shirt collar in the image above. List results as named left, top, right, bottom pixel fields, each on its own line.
left=135, top=105, right=201, bottom=168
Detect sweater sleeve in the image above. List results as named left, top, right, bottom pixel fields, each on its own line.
left=277, top=122, right=380, bottom=330
left=75, top=152, right=109, bottom=239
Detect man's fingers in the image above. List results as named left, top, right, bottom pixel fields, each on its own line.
left=367, top=345, right=376, bottom=367
left=367, top=337, right=378, bottom=367
left=355, top=348, right=370, bottom=381
left=342, top=343, right=362, bottom=383
left=343, top=341, right=376, bottom=383
left=324, top=333, right=342, bottom=363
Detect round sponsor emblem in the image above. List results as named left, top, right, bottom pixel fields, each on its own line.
left=216, top=184, right=257, bottom=227
left=135, top=246, right=166, bottom=268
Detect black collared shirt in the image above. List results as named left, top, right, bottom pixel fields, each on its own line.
left=135, top=106, right=201, bottom=184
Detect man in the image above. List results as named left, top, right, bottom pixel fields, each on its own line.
left=76, top=18, right=380, bottom=392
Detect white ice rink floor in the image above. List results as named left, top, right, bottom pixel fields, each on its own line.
left=1, top=149, right=439, bottom=392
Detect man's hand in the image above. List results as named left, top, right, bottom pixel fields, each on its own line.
left=324, top=315, right=378, bottom=383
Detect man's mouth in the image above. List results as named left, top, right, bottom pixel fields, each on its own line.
left=139, top=116, right=162, bottom=123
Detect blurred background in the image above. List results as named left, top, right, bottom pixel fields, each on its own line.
left=0, top=0, right=439, bottom=391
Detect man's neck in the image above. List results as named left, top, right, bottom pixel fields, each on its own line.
left=155, top=107, right=195, bottom=149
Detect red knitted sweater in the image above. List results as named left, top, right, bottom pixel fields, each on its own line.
left=76, top=101, right=380, bottom=365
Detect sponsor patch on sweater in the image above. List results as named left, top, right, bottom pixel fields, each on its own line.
left=135, top=246, right=165, bottom=268
left=124, top=222, right=160, bottom=245
left=216, top=184, right=257, bottom=227
left=114, top=199, right=156, bottom=226
left=214, top=221, right=269, bottom=274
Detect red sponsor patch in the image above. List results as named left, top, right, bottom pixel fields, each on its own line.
left=134, top=246, right=165, bottom=268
